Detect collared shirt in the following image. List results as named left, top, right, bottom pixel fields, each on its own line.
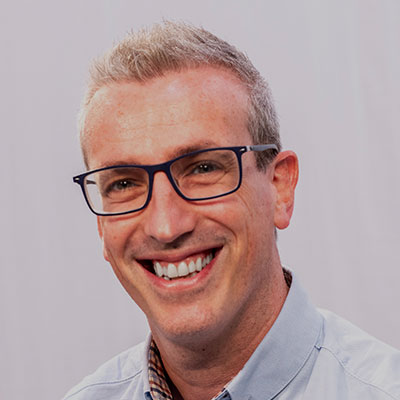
left=63, top=272, right=400, bottom=400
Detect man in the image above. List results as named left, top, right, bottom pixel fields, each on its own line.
left=66, top=21, right=400, bottom=400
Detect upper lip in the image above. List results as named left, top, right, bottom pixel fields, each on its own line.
left=136, top=245, right=222, bottom=264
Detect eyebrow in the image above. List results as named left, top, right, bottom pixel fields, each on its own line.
left=98, top=141, right=219, bottom=168
left=171, top=141, right=218, bottom=159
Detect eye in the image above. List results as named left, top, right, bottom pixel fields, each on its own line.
left=111, top=179, right=135, bottom=190
left=190, top=161, right=221, bottom=174
left=100, top=178, right=140, bottom=200
left=105, top=179, right=136, bottom=194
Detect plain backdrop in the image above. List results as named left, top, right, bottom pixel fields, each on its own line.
left=1, top=1, right=399, bottom=399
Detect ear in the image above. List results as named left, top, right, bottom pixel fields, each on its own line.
left=271, top=151, right=299, bottom=229
left=97, top=216, right=110, bottom=262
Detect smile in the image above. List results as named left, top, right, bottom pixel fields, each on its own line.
left=152, top=251, right=215, bottom=281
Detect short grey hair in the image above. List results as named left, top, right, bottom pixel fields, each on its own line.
left=80, top=21, right=281, bottom=169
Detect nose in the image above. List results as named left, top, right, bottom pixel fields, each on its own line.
left=143, top=171, right=197, bottom=244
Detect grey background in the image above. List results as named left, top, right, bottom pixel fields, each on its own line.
left=1, top=1, right=399, bottom=399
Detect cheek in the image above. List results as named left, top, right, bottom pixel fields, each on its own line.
left=237, top=184, right=276, bottom=252
left=197, top=180, right=274, bottom=238
left=101, top=217, right=139, bottom=260
left=239, top=181, right=275, bottom=222
left=196, top=197, right=245, bottom=235
left=100, top=219, right=146, bottom=296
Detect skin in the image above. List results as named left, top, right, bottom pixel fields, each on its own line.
left=83, top=66, right=298, bottom=400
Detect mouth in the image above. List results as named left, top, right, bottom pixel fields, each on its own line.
left=139, top=249, right=218, bottom=281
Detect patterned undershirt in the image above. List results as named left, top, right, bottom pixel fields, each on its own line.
left=147, top=269, right=292, bottom=400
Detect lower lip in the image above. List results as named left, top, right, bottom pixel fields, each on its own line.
left=145, top=251, right=219, bottom=291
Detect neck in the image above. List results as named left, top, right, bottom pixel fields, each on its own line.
left=151, top=267, right=289, bottom=400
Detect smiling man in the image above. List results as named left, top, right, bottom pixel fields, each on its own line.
left=65, top=22, right=400, bottom=400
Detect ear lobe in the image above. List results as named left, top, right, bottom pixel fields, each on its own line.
left=97, top=217, right=110, bottom=262
left=272, top=151, right=299, bottom=229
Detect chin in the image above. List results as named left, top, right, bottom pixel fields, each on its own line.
left=149, top=306, right=224, bottom=346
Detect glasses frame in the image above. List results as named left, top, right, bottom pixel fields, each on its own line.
left=73, top=144, right=278, bottom=216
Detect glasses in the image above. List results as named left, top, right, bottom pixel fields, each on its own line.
left=73, top=144, right=278, bottom=216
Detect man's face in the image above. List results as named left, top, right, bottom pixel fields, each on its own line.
left=83, top=67, right=289, bottom=344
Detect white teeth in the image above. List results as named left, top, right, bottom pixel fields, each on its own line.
left=153, top=252, right=214, bottom=280
left=167, top=263, right=178, bottom=278
left=196, top=257, right=202, bottom=272
left=178, top=261, right=189, bottom=277
left=155, top=262, right=163, bottom=277
left=188, top=260, right=196, bottom=273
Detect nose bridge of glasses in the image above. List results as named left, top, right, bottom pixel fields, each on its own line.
left=147, top=160, right=182, bottom=200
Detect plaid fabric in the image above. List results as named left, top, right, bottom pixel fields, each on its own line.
left=148, top=341, right=173, bottom=399
left=148, top=340, right=225, bottom=400
left=148, top=270, right=292, bottom=399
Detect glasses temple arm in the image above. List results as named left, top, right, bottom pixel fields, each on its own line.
left=246, top=144, right=279, bottom=152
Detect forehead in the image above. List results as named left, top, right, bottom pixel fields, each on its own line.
left=83, top=67, right=251, bottom=168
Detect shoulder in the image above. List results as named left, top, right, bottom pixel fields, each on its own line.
left=317, top=309, right=400, bottom=399
left=62, top=341, right=147, bottom=400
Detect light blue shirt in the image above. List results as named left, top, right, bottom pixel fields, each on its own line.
left=63, top=273, right=400, bottom=399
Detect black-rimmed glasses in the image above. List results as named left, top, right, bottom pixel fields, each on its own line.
left=73, top=144, right=278, bottom=216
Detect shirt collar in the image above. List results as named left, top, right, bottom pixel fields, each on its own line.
left=225, top=271, right=323, bottom=400
left=147, top=340, right=173, bottom=400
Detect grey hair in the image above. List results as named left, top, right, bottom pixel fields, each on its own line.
left=79, top=21, right=281, bottom=169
